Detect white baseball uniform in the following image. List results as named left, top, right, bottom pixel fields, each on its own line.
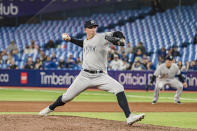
left=153, top=63, right=183, bottom=102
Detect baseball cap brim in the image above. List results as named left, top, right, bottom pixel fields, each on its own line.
left=84, top=20, right=98, bottom=28
left=85, top=24, right=98, bottom=28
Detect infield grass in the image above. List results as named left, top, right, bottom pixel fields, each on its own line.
left=0, top=87, right=197, bottom=103
left=0, top=87, right=197, bottom=129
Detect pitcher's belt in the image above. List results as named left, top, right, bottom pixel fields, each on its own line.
left=83, top=69, right=103, bottom=74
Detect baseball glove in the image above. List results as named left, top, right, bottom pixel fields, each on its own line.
left=113, top=31, right=125, bottom=39
left=105, top=31, right=125, bottom=46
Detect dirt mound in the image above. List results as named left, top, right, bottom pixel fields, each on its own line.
left=0, top=115, right=196, bottom=131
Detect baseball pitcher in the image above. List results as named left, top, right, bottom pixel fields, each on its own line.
left=39, top=20, right=145, bottom=125
left=150, top=56, right=187, bottom=104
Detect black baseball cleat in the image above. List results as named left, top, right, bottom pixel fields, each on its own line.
left=145, top=85, right=150, bottom=92
left=174, top=101, right=181, bottom=104
left=152, top=100, right=157, bottom=104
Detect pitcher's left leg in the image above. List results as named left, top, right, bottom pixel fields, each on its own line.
left=96, top=73, right=145, bottom=125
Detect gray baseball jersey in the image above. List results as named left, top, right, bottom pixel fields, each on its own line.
left=153, top=63, right=183, bottom=102
left=82, top=32, right=112, bottom=73
left=154, top=63, right=180, bottom=79
left=61, top=32, right=124, bottom=102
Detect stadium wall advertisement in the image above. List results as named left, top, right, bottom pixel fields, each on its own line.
left=0, top=69, right=197, bottom=91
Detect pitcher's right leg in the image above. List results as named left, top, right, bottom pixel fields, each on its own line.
left=39, top=73, right=90, bottom=116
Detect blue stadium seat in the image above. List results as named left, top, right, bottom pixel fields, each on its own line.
left=0, top=4, right=197, bottom=69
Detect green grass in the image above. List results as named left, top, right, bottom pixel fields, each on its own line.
left=0, top=112, right=197, bottom=129
left=0, top=88, right=197, bottom=103
left=0, top=88, right=197, bottom=129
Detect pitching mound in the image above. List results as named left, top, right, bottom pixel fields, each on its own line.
left=0, top=115, right=195, bottom=131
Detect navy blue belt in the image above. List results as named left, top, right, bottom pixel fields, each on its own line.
left=83, top=69, right=103, bottom=74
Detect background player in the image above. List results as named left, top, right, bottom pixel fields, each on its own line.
left=150, top=55, right=187, bottom=104
left=39, top=20, right=145, bottom=125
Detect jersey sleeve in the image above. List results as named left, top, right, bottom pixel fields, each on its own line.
left=154, top=65, right=161, bottom=77
left=175, top=64, right=181, bottom=75
left=104, top=32, right=113, bottom=37
left=103, top=32, right=113, bottom=45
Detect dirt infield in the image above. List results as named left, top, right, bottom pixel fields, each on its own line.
left=1, top=101, right=197, bottom=131
left=0, top=101, right=197, bottom=112
left=0, top=115, right=196, bottom=131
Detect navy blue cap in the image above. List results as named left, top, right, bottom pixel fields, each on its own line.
left=84, top=20, right=98, bottom=28
left=166, top=55, right=173, bottom=61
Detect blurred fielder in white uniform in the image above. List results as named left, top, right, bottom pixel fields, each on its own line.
left=150, top=56, right=187, bottom=104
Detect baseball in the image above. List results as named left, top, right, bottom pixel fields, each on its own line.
left=120, top=38, right=125, bottom=43
left=62, top=33, right=69, bottom=40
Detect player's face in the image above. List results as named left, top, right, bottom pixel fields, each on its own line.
left=165, top=60, right=172, bottom=68
left=85, top=26, right=97, bottom=39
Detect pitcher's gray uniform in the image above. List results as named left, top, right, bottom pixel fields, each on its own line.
left=150, top=56, right=186, bottom=104
left=62, top=32, right=124, bottom=102
left=39, top=20, right=145, bottom=125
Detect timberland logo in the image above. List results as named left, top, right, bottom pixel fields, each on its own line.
left=0, top=3, right=19, bottom=16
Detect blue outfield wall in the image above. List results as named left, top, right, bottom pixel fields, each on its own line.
left=0, top=69, right=196, bottom=91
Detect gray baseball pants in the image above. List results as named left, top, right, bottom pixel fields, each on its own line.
left=153, top=78, right=183, bottom=102
left=61, top=70, right=124, bottom=102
